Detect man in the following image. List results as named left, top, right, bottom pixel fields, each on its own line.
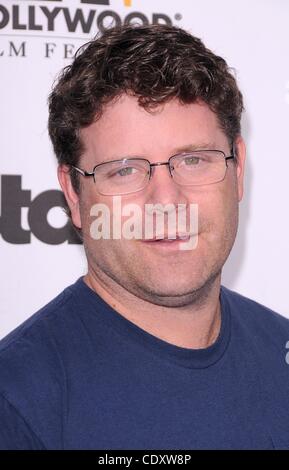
left=0, top=23, right=289, bottom=450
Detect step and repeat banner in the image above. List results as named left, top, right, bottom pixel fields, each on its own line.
left=0, top=0, right=288, bottom=338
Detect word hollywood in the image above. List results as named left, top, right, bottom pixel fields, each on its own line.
left=0, top=1, right=178, bottom=59
left=0, top=1, right=173, bottom=34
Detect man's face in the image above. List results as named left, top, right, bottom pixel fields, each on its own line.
left=63, top=94, right=245, bottom=307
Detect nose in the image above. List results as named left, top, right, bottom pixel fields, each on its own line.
left=142, top=162, right=195, bottom=238
left=144, top=162, right=187, bottom=207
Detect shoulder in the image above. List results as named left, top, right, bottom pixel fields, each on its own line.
left=0, top=277, right=87, bottom=385
left=221, top=285, right=289, bottom=329
left=0, top=279, right=77, bottom=371
left=221, top=284, right=289, bottom=355
left=0, top=278, right=83, bottom=448
left=221, top=286, right=289, bottom=447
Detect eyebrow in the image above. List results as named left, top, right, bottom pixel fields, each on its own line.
left=104, top=142, right=218, bottom=162
left=171, top=142, right=218, bottom=154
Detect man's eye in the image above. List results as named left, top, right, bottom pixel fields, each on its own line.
left=184, top=156, right=200, bottom=165
left=115, top=167, right=136, bottom=177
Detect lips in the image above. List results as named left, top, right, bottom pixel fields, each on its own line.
left=143, top=233, right=193, bottom=242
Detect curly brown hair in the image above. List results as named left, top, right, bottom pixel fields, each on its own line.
left=48, top=23, right=244, bottom=235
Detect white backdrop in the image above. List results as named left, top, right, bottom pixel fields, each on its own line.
left=0, top=0, right=288, bottom=339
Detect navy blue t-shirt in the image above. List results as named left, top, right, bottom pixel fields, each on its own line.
left=0, top=277, right=289, bottom=450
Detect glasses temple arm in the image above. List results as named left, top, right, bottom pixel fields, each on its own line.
left=71, top=166, right=94, bottom=177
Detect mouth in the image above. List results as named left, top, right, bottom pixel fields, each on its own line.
left=143, top=233, right=193, bottom=241
left=140, top=233, right=196, bottom=249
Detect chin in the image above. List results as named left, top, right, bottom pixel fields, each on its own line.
left=139, top=279, right=205, bottom=302
left=135, top=266, right=221, bottom=306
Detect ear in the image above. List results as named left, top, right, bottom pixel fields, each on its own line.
left=234, top=135, right=246, bottom=202
left=57, top=165, right=82, bottom=228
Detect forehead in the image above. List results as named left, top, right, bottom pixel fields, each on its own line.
left=80, top=94, right=227, bottom=163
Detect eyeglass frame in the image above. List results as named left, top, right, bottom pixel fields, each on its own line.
left=71, top=144, right=236, bottom=193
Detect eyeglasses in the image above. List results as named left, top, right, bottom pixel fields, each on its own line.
left=72, top=147, right=235, bottom=196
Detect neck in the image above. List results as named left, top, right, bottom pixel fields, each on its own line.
left=83, top=267, right=222, bottom=350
